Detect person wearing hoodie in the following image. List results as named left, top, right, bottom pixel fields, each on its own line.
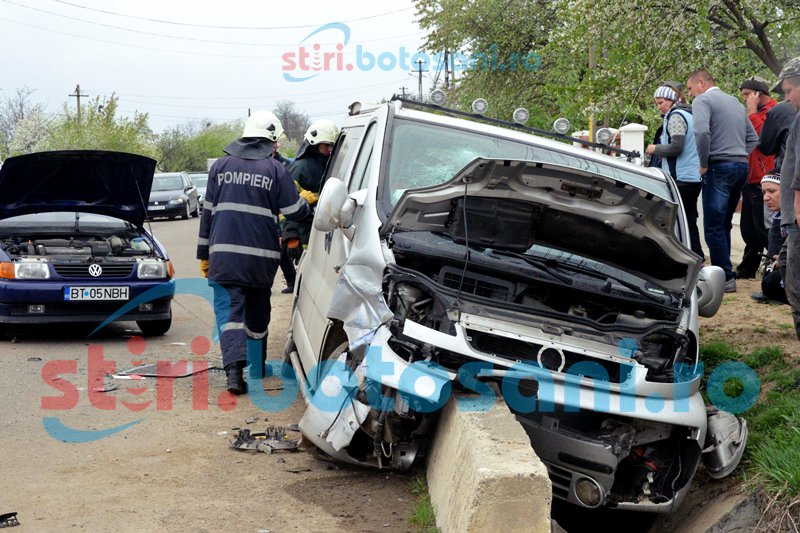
left=197, top=110, right=310, bottom=394
left=646, top=84, right=705, bottom=259
left=280, top=119, right=340, bottom=269
left=736, top=76, right=777, bottom=279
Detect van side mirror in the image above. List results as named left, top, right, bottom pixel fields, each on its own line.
left=314, top=177, right=355, bottom=232
left=696, top=265, right=725, bottom=317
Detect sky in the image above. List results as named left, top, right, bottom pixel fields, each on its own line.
left=0, top=0, right=433, bottom=132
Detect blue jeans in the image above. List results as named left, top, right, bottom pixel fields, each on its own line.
left=701, top=162, right=748, bottom=280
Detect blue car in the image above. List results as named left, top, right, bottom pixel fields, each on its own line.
left=0, top=151, right=175, bottom=337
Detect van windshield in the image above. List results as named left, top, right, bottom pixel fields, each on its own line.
left=382, top=118, right=671, bottom=212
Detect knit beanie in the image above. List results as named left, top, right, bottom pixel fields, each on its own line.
left=761, top=173, right=780, bottom=185
left=654, top=86, right=678, bottom=101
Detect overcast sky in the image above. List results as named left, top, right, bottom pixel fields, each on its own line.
left=0, top=0, right=431, bottom=132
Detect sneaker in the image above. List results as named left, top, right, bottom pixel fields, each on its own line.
left=750, top=292, right=769, bottom=303
left=225, top=362, right=248, bottom=395
left=281, top=286, right=294, bottom=294
left=724, top=279, right=737, bottom=293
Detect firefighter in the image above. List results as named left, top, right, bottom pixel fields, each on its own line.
left=281, top=119, right=340, bottom=263
left=197, top=110, right=311, bottom=394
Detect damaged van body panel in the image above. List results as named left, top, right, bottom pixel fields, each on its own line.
left=287, top=99, right=743, bottom=513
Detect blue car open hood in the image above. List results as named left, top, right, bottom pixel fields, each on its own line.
left=0, top=150, right=156, bottom=227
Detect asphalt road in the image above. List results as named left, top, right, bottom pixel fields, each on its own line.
left=0, top=217, right=414, bottom=532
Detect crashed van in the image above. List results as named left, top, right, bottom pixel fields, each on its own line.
left=284, top=98, right=746, bottom=512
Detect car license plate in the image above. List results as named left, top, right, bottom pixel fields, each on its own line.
left=64, top=286, right=130, bottom=301
left=150, top=205, right=166, bottom=210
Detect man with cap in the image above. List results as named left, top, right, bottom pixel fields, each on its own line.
left=737, top=76, right=777, bottom=279
left=751, top=173, right=788, bottom=304
left=197, top=110, right=310, bottom=394
left=774, top=56, right=800, bottom=339
left=686, top=69, right=759, bottom=292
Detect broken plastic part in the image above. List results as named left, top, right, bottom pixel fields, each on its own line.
left=229, top=427, right=300, bottom=454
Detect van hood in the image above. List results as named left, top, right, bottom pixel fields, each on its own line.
left=0, top=150, right=156, bottom=227
left=384, top=158, right=700, bottom=295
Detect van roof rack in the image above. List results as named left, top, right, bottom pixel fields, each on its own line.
left=389, top=95, right=640, bottom=161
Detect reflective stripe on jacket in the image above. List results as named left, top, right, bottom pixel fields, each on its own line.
left=197, top=155, right=309, bottom=287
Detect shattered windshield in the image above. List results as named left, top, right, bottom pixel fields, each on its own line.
left=383, top=118, right=671, bottom=210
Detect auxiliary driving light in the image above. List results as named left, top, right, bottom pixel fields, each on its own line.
left=429, top=89, right=446, bottom=105
left=595, top=127, right=614, bottom=145
left=574, top=477, right=604, bottom=508
left=471, top=98, right=489, bottom=115
left=512, top=107, right=530, bottom=125
left=553, top=118, right=571, bottom=135
left=138, top=303, right=154, bottom=312
left=28, top=304, right=45, bottom=314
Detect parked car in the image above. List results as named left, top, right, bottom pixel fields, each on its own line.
left=187, top=172, right=208, bottom=208
left=147, top=172, right=200, bottom=219
left=285, top=98, right=745, bottom=513
left=0, top=151, right=175, bottom=337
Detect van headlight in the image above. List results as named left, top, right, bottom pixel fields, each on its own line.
left=137, top=260, right=167, bottom=279
left=15, top=262, right=50, bottom=279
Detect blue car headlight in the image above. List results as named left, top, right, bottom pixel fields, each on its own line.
left=15, top=262, right=50, bottom=279
left=168, top=198, right=185, bottom=205
left=137, top=259, right=167, bottom=279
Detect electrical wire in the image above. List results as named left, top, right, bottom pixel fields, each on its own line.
left=0, top=0, right=423, bottom=48
left=614, top=0, right=693, bottom=132
left=49, top=0, right=414, bottom=31
left=86, top=77, right=410, bottom=102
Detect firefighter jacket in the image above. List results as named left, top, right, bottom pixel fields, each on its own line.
left=197, top=143, right=310, bottom=287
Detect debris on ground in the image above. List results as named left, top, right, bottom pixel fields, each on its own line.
left=0, top=512, right=19, bottom=527
left=26, top=357, right=41, bottom=362
left=113, top=362, right=220, bottom=378
left=287, top=423, right=300, bottom=432
left=91, top=384, right=120, bottom=393
left=286, top=467, right=311, bottom=473
left=229, top=427, right=300, bottom=454
left=245, top=416, right=259, bottom=424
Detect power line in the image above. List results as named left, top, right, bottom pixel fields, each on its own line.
left=0, top=0, right=422, bottom=47
left=85, top=78, right=409, bottom=102
left=49, top=1, right=413, bottom=30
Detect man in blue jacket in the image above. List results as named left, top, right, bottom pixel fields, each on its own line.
left=197, top=111, right=310, bottom=394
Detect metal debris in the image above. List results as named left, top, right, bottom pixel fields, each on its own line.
left=229, top=427, right=300, bottom=454
left=0, top=512, right=19, bottom=528
left=91, top=384, right=120, bottom=393
left=114, top=362, right=220, bottom=378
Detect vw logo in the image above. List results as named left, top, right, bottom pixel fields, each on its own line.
left=88, top=264, right=103, bottom=277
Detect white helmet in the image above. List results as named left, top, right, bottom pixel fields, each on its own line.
left=304, top=119, right=340, bottom=145
left=243, top=110, right=284, bottom=142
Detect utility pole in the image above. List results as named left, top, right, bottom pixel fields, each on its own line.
left=444, top=50, right=450, bottom=89
left=69, top=84, right=87, bottom=126
left=413, top=59, right=429, bottom=100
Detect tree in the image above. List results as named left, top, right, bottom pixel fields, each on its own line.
left=38, top=95, right=155, bottom=157
left=155, top=120, right=242, bottom=171
left=273, top=100, right=310, bottom=144
left=0, top=87, right=47, bottom=159
left=415, top=0, right=800, bottom=132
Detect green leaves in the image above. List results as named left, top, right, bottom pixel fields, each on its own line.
left=415, top=0, right=799, bottom=132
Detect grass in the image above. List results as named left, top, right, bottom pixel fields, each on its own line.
left=700, top=341, right=800, bottom=499
left=408, top=474, right=439, bottom=533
